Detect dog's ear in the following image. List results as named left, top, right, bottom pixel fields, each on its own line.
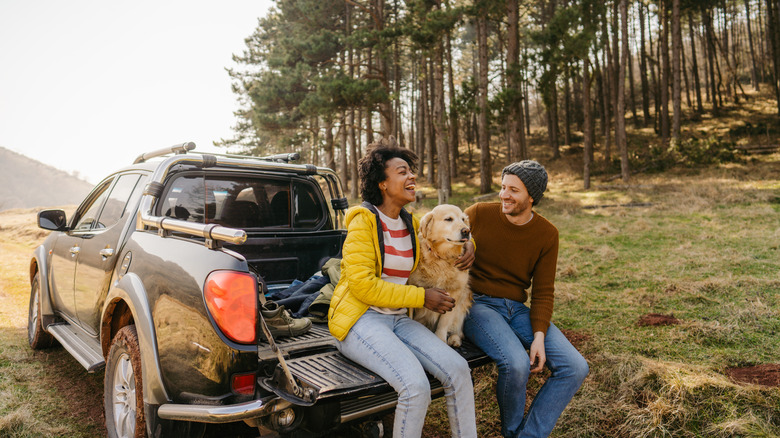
left=420, top=211, right=434, bottom=239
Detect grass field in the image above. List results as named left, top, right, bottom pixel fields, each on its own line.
left=1, top=103, right=779, bottom=437
left=414, top=115, right=780, bottom=436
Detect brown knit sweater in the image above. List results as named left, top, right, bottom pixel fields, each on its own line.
left=465, top=202, right=559, bottom=334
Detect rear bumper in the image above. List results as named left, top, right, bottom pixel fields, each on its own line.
left=156, top=395, right=291, bottom=423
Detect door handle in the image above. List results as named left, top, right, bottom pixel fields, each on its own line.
left=99, top=248, right=115, bottom=258
left=69, top=246, right=80, bottom=256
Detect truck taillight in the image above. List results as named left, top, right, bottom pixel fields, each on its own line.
left=204, top=271, right=257, bottom=343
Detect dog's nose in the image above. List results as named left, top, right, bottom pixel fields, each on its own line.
left=461, top=228, right=470, bottom=238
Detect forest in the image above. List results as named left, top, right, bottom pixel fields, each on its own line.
left=221, top=0, right=780, bottom=202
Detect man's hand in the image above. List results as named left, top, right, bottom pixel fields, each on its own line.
left=424, top=288, right=455, bottom=314
left=529, top=331, right=546, bottom=373
left=455, top=240, right=475, bottom=271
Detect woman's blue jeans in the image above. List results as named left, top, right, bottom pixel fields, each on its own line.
left=463, top=295, right=589, bottom=438
left=337, top=310, right=477, bottom=438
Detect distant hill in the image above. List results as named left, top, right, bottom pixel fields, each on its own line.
left=0, top=147, right=94, bottom=211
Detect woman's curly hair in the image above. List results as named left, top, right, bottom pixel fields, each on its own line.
left=358, top=136, right=418, bottom=206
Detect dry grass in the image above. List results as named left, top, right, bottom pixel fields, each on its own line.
left=421, top=98, right=780, bottom=437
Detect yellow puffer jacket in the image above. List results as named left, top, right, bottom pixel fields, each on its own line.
left=328, top=205, right=425, bottom=341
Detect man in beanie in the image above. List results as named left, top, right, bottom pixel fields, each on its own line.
left=456, top=160, right=588, bottom=438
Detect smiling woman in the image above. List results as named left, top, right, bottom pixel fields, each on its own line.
left=0, top=0, right=272, bottom=184
left=328, top=137, right=479, bottom=438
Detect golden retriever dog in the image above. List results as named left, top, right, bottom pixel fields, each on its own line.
left=409, top=204, right=473, bottom=347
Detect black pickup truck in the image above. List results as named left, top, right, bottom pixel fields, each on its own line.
left=28, top=143, right=489, bottom=437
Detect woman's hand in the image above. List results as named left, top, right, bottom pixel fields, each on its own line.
left=424, top=288, right=455, bottom=314
left=455, top=240, right=475, bottom=271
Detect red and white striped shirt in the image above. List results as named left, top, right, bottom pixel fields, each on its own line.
left=370, top=209, right=414, bottom=315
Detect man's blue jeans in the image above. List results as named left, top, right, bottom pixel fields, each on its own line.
left=464, top=295, right=588, bottom=438
left=337, top=310, right=477, bottom=438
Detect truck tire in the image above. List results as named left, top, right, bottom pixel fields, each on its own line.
left=105, top=325, right=147, bottom=438
left=28, top=273, right=55, bottom=349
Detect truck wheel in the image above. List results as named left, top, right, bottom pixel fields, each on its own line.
left=28, top=273, right=55, bottom=349
left=105, top=325, right=147, bottom=438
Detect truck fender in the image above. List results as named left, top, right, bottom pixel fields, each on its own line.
left=103, top=272, right=170, bottom=405
left=30, top=246, right=55, bottom=322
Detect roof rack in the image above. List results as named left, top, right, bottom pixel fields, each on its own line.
left=133, top=142, right=302, bottom=165
left=133, top=142, right=195, bottom=164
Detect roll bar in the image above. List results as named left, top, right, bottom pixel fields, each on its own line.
left=135, top=143, right=347, bottom=248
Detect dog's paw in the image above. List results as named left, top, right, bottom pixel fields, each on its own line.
left=447, top=334, right=462, bottom=348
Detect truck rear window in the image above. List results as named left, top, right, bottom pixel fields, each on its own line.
left=160, top=174, right=326, bottom=229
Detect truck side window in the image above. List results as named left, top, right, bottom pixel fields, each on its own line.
left=73, top=179, right=113, bottom=232
left=94, top=174, right=142, bottom=229
left=162, top=175, right=304, bottom=229
left=293, top=182, right=325, bottom=228
left=162, top=175, right=207, bottom=223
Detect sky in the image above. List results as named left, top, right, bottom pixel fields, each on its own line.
left=0, top=0, right=273, bottom=184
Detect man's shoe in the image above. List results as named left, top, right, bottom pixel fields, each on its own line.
left=261, top=301, right=312, bottom=338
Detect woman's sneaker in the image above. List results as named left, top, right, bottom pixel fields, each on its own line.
left=261, top=301, right=312, bottom=338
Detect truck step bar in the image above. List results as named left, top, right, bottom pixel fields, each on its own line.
left=339, top=379, right=446, bottom=423
left=47, top=323, right=105, bottom=372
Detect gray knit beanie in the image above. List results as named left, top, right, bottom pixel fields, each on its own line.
left=502, top=160, right=548, bottom=205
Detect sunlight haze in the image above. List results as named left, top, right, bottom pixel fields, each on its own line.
left=0, top=0, right=273, bottom=184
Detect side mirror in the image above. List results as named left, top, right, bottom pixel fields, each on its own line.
left=38, top=210, right=68, bottom=231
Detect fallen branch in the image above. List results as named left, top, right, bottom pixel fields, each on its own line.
left=583, top=202, right=654, bottom=210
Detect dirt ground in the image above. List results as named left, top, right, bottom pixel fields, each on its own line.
left=637, top=313, right=682, bottom=326
left=725, top=364, right=780, bottom=388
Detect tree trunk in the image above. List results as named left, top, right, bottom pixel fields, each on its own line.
left=374, top=0, right=393, bottom=136
left=324, top=115, right=335, bottom=170
left=393, top=27, right=402, bottom=141
left=745, top=0, right=760, bottom=91
left=523, top=47, right=532, bottom=136
left=689, top=11, right=704, bottom=113
left=565, top=71, right=572, bottom=146
left=418, top=54, right=428, bottom=179
left=550, top=83, right=561, bottom=158
left=757, top=0, right=767, bottom=83
left=340, top=112, right=349, bottom=193
left=672, top=0, right=682, bottom=143
left=445, top=30, right=460, bottom=177
left=703, top=6, right=720, bottom=115
left=628, top=45, right=639, bottom=128
left=583, top=58, right=593, bottom=189
left=682, top=36, right=692, bottom=109
left=660, top=0, right=671, bottom=143
left=618, top=0, right=630, bottom=182
left=648, top=4, right=661, bottom=133
left=477, top=15, right=492, bottom=194
left=415, top=55, right=428, bottom=175
left=349, top=109, right=359, bottom=199
left=701, top=21, right=711, bottom=103
left=639, top=1, right=651, bottom=126
left=609, top=0, right=619, bottom=155
left=410, top=56, right=417, bottom=152
left=768, top=0, right=780, bottom=110
left=506, top=0, right=527, bottom=162
left=427, top=57, right=436, bottom=184
left=601, top=38, right=613, bottom=164
left=432, top=2, right=450, bottom=202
